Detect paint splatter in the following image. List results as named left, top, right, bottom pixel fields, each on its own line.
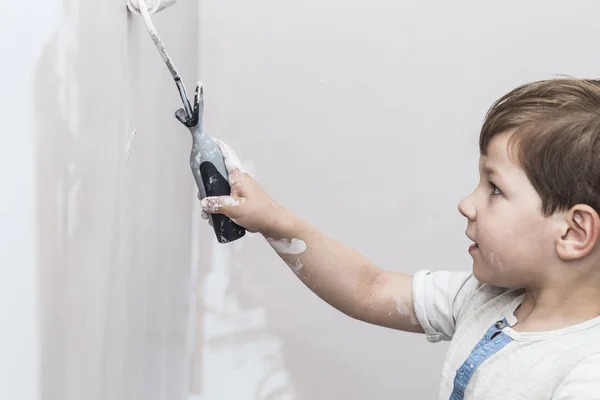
left=125, top=129, right=137, bottom=161
left=214, top=138, right=245, bottom=173
left=395, top=298, right=419, bottom=325
left=201, top=196, right=244, bottom=212
left=266, top=238, right=307, bottom=255
left=490, top=252, right=505, bottom=272
left=291, top=259, right=303, bottom=273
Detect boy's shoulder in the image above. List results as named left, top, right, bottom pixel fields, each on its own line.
left=412, top=270, right=518, bottom=342
left=412, top=269, right=519, bottom=320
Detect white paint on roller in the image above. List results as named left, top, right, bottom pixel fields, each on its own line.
left=130, top=0, right=191, bottom=117
left=126, top=0, right=178, bottom=15
left=266, top=238, right=307, bottom=255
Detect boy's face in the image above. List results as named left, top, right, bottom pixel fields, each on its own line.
left=458, top=133, right=562, bottom=288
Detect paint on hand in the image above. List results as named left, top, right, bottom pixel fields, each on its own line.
left=395, top=297, right=420, bottom=326
left=266, top=238, right=307, bottom=255
left=214, top=138, right=245, bottom=174
left=213, top=138, right=247, bottom=186
left=201, top=196, right=243, bottom=212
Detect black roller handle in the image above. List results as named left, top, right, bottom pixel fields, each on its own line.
left=199, top=161, right=246, bottom=243
left=174, top=82, right=246, bottom=244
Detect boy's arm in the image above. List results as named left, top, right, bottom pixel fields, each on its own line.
left=199, top=139, right=425, bottom=334
left=262, top=207, right=424, bottom=333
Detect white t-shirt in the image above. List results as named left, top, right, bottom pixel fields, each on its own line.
left=411, top=269, right=600, bottom=400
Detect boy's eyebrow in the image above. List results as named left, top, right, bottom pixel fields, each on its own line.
left=482, top=164, right=498, bottom=177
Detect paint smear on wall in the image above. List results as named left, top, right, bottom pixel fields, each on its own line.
left=195, top=158, right=297, bottom=399
left=125, top=129, right=137, bottom=161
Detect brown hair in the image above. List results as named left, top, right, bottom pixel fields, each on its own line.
left=480, top=78, right=600, bottom=216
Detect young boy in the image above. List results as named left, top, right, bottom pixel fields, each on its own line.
left=197, top=78, right=600, bottom=399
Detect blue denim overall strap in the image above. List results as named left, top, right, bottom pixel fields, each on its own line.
left=449, top=317, right=513, bottom=400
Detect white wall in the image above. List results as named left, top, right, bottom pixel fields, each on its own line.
left=0, top=0, right=51, bottom=398
left=1, top=0, right=199, bottom=399
left=191, top=0, right=600, bottom=399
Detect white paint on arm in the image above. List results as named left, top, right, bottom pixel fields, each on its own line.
left=266, top=237, right=308, bottom=276
left=395, top=296, right=420, bottom=326
left=291, top=259, right=304, bottom=274
left=265, top=238, right=307, bottom=255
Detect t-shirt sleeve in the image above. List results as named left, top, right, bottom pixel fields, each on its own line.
left=411, top=269, right=481, bottom=343
left=551, top=353, right=600, bottom=399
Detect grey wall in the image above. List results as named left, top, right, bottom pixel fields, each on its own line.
left=3, top=0, right=200, bottom=399
left=3, top=1, right=600, bottom=400
left=190, top=0, right=600, bottom=399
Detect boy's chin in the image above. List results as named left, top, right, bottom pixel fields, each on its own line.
left=472, top=262, right=514, bottom=289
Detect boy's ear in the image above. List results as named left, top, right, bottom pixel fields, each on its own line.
left=556, top=204, right=600, bottom=260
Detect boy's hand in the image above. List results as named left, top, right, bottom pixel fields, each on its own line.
left=199, top=139, right=285, bottom=234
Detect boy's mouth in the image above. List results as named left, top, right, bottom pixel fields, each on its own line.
left=466, top=232, right=478, bottom=252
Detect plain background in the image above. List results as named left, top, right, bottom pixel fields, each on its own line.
left=2, top=0, right=600, bottom=399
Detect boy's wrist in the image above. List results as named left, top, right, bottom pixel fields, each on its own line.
left=260, top=205, right=298, bottom=238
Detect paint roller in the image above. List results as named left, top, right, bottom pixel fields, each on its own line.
left=126, top=0, right=246, bottom=243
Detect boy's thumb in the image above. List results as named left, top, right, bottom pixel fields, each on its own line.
left=201, top=196, right=245, bottom=218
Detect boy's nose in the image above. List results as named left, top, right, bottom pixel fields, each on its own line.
left=458, top=196, right=476, bottom=221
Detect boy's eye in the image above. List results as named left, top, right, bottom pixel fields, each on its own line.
left=489, top=181, right=502, bottom=196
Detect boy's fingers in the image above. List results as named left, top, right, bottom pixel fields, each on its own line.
left=201, top=196, right=246, bottom=219
left=227, top=168, right=246, bottom=187
left=214, top=138, right=246, bottom=174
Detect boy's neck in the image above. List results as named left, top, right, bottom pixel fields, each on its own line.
left=512, top=276, right=600, bottom=333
